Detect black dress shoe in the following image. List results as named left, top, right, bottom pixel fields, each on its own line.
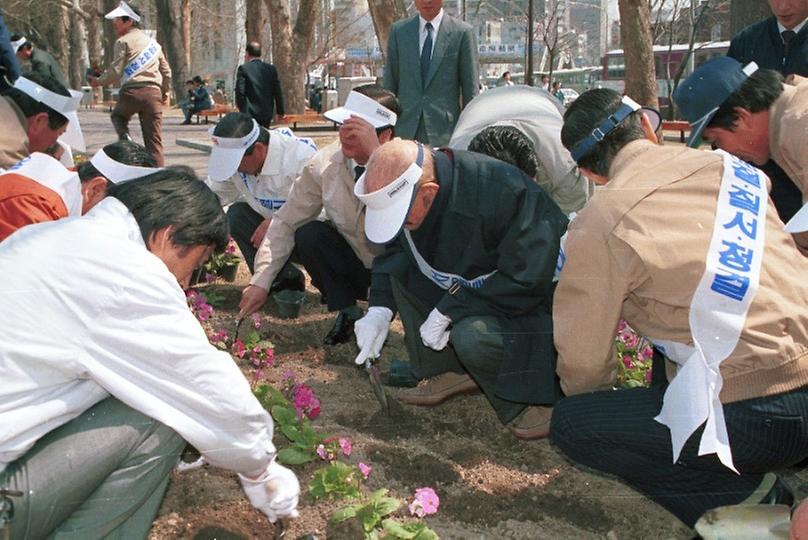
left=270, top=271, right=305, bottom=294
left=323, top=312, right=357, bottom=345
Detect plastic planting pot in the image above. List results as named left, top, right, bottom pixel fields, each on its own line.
left=273, top=290, right=305, bottom=319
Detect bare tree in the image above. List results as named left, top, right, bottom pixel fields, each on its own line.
left=264, top=0, right=318, bottom=113
left=619, top=0, right=658, bottom=108
left=246, top=0, right=264, bottom=43
left=730, top=0, right=771, bottom=35
left=366, top=0, right=407, bottom=59
left=539, top=0, right=576, bottom=90
left=154, top=0, right=189, bottom=101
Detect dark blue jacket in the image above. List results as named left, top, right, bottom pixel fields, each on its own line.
left=728, top=16, right=808, bottom=76
left=235, top=59, right=284, bottom=124
left=0, top=11, right=20, bottom=92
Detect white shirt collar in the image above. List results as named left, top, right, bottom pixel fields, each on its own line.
left=779, top=17, right=808, bottom=35
left=419, top=9, right=444, bottom=38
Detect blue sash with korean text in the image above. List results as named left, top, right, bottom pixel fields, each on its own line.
left=239, top=173, right=285, bottom=211
left=655, top=150, right=767, bottom=473
left=122, top=39, right=161, bottom=83
left=404, top=230, right=496, bottom=290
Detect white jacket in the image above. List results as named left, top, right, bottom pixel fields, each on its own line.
left=0, top=198, right=276, bottom=476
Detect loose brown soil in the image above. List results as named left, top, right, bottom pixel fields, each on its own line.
left=148, top=268, right=805, bottom=539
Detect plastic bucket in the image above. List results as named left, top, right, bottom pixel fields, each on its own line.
left=273, top=290, right=305, bottom=319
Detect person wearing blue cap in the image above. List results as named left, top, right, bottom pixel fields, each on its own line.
left=551, top=86, right=808, bottom=532
left=673, top=56, right=808, bottom=253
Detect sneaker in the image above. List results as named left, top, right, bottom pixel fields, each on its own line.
left=397, top=372, right=480, bottom=406
left=509, top=406, right=553, bottom=440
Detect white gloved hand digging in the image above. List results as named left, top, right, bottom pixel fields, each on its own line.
left=239, top=460, right=300, bottom=523
left=354, top=306, right=394, bottom=365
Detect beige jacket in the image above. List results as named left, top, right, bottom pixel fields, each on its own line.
left=251, top=141, right=382, bottom=289
left=554, top=140, right=808, bottom=402
left=769, top=77, right=808, bottom=200
left=97, top=28, right=172, bottom=99
left=0, top=97, right=30, bottom=169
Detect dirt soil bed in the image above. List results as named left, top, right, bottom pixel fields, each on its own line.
left=148, top=269, right=806, bottom=540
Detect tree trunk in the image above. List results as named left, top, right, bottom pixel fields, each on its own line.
left=102, top=0, right=118, bottom=67
left=67, top=0, right=90, bottom=89
left=618, top=0, right=658, bottom=109
left=154, top=0, right=188, bottom=102
left=181, top=0, right=192, bottom=74
left=246, top=0, right=264, bottom=43
left=366, top=0, right=407, bottom=59
left=265, top=0, right=318, bottom=114
left=730, top=0, right=771, bottom=35
left=87, top=0, right=102, bottom=71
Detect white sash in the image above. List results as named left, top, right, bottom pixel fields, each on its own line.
left=121, top=39, right=161, bottom=83
left=239, top=172, right=285, bottom=211
left=403, top=230, right=495, bottom=290
left=654, top=150, right=767, bottom=473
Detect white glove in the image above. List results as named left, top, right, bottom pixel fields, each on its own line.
left=419, top=308, right=452, bottom=351
left=239, top=461, right=300, bottom=523
left=354, top=306, right=393, bottom=365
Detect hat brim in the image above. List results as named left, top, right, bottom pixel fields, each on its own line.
left=105, top=6, right=129, bottom=18
left=785, top=202, right=808, bottom=233
left=208, top=145, right=247, bottom=182
left=686, top=111, right=716, bottom=148
left=357, top=172, right=417, bottom=244
left=324, top=107, right=388, bottom=129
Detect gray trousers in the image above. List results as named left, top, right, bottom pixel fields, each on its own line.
left=0, top=398, right=184, bottom=539
left=391, top=277, right=526, bottom=424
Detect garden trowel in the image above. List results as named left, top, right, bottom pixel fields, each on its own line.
left=364, top=357, right=390, bottom=415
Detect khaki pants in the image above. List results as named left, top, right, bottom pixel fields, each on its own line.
left=111, top=85, right=164, bottom=166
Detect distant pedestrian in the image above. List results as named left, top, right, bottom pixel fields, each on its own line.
left=10, top=34, right=67, bottom=88
left=235, top=42, right=285, bottom=128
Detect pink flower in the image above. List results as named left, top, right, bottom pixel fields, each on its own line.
left=338, top=437, right=352, bottom=456
left=621, top=332, right=639, bottom=349
left=316, top=444, right=327, bottom=460
left=409, top=487, right=439, bottom=517
left=292, top=384, right=321, bottom=420
left=638, top=346, right=653, bottom=362
left=250, top=313, right=262, bottom=329
left=645, top=370, right=653, bottom=384
left=622, top=354, right=634, bottom=369
left=232, top=339, right=246, bottom=359
left=617, top=319, right=628, bottom=332
left=358, top=462, right=371, bottom=479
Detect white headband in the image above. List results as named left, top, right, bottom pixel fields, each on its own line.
left=10, top=37, right=26, bottom=53
left=208, top=119, right=260, bottom=149
left=105, top=1, right=141, bottom=22
left=90, top=148, right=162, bottom=184
left=13, top=77, right=80, bottom=114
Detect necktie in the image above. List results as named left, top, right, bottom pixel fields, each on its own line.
left=782, top=30, right=796, bottom=60
left=421, top=22, right=433, bottom=88
left=354, top=165, right=365, bottom=182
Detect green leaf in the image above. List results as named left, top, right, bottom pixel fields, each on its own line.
left=375, top=497, right=401, bottom=517
left=281, top=424, right=302, bottom=442
left=278, top=447, right=314, bottom=465
left=412, top=526, right=439, bottom=540
left=381, top=519, right=416, bottom=539
left=331, top=505, right=360, bottom=523
left=271, top=405, right=298, bottom=426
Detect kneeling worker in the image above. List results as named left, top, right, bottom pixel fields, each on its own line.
left=354, top=139, right=568, bottom=439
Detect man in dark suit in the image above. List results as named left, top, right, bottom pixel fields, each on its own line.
left=727, top=0, right=808, bottom=222
left=383, top=0, right=479, bottom=147
left=235, top=42, right=285, bottom=128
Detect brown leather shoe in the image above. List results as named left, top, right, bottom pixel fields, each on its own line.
left=509, top=406, right=553, bottom=440
left=397, top=372, right=480, bottom=406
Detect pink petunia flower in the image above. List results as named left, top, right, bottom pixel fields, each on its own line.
left=358, top=462, right=371, bottom=479
left=338, top=437, right=352, bottom=457
left=232, top=339, right=246, bottom=359
left=316, top=444, right=327, bottom=460
left=409, top=487, right=439, bottom=517
left=622, top=354, right=634, bottom=369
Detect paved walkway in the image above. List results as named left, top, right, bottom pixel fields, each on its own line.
left=78, top=106, right=338, bottom=178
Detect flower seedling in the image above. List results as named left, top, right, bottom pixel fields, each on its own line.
left=614, top=319, right=653, bottom=388
left=331, top=489, right=439, bottom=540
left=254, top=384, right=325, bottom=465
left=308, top=461, right=363, bottom=501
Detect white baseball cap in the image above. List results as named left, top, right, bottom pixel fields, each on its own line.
left=324, top=91, right=397, bottom=128
left=105, top=1, right=141, bottom=21
left=355, top=143, right=424, bottom=244
left=207, top=119, right=260, bottom=181
left=10, top=36, right=26, bottom=54
left=90, top=147, right=162, bottom=184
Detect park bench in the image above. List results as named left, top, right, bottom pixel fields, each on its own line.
left=661, top=120, right=691, bottom=143
left=279, top=110, right=337, bottom=130
left=196, top=104, right=237, bottom=124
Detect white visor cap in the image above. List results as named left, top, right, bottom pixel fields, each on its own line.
left=324, top=91, right=397, bottom=128
left=355, top=144, right=424, bottom=244
left=105, top=1, right=141, bottom=21
left=207, top=120, right=260, bottom=182
left=786, top=202, right=808, bottom=234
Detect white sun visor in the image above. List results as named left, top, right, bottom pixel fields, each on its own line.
left=2, top=153, right=82, bottom=216
left=105, top=1, right=141, bottom=21
left=14, top=77, right=85, bottom=151
left=785, top=202, right=808, bottom=234
left=324, top=91, right=397, bottom=128
left=355, top=144, right=424, bottom=244
left=207, top=120, right=260, bottom=182
left=10, top=37, right=26, bottom=53
left=90, top=147, right=162, bottom=184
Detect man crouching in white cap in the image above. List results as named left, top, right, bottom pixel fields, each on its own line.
left=239, top=85, right=400, bottom=346
left=0, top=140, right=158, bottom=241
left=206, top=112, right=316, bottom=292
left=354, top=138, right=568, bottom=439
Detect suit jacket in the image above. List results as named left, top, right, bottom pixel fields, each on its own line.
left=384, top=13, right=479, bottom=147
left=236, top=59, right=285, bottom=125
left=728, top=16, right=808, bottom=77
